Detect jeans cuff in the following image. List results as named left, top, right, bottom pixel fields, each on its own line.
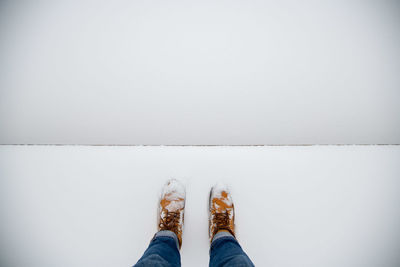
left=212, top=230, right=234, bottom=243
left=155, top=230, right=179, bottom=250
left=210, top=235, right=239, bottom=255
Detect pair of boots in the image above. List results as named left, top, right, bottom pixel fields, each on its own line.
left=158, top=179, right=235, bottom=248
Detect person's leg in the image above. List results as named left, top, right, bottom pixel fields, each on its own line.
left=208, top=183, right=254, bottom=267
left=134, top=230, right=180, bottom=267
left=209, top=231, right=254, bottom=267
left=133, top=179, right=186, bottom=267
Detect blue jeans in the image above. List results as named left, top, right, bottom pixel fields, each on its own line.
left=134, top=231, right=254, bottom=267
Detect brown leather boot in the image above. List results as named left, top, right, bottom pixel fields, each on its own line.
left=158, top=179, right=185, bottom=248
left=209, top=183, right=235, bottom=242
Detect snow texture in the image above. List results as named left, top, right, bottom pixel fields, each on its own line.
left=210, top=182, right=233, bottom=206
left=1, top=145, right=400, bottom=267
left=1, top=1, right=400, bottom=145
left=160, top=179, right=185, bottom=211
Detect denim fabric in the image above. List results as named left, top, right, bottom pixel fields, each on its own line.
left=209, top=234, right=254, bottom=267
left=134, top=231, right=254, bottom=267
left=134, top=231, right=180, bottom=267
left=155, top=230, right=180, bottom=250
left=212, top=231, right=234, bottom=243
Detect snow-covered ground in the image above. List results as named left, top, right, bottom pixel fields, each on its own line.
left=1, top=145, right=399, bottom=267
left=1, top=1, right=400, bottom=145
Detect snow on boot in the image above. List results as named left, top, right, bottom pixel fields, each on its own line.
left=158, top=179, right=186, bottom=248
left=209, top=182, right=235, bottom=242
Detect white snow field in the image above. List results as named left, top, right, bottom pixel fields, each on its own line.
left=1, top=1, right=400, bottom=145
left=1, top=145, right=400, bottom=267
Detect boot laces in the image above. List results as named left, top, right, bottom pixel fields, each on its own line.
left=159, top=210, right=180, bottom=232
left=214, top=211, right=230, bottom=230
